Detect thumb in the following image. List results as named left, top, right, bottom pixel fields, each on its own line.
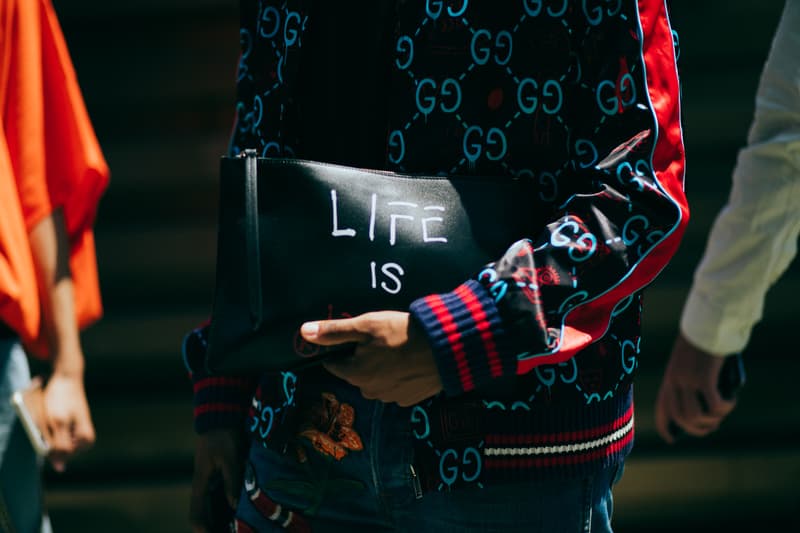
left=300, top=318, right=372, bottom=347
left=73, top=412, right=97, bottom=451
left=68, top=397, right=96, bottom=449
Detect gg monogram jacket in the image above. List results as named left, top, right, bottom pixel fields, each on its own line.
left=191, top=0, right=687, bottom=490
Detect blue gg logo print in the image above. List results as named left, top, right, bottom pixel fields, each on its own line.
left=621, top=214, right=663, bottom=257
left=517, top=78, right=563, bottom=115
left=439, top=447, right=482, bottom=487
left=410, top=405, right=431, bottom=440
left=257, top=7, right=305, bottom=47
left=283, top=11, right=303, bottom=46
left=535, top=357, right=578, bottom=387
left=463, top=126, right=507, bottom=162
left=258, top=6, right=280, bottom=38
left=388, top=130, right=405, bottom=164
left=470, top=29, right=512, bottom=66
left=248, top=371, right=298, bottom=442
left=620, top=338, right=639, bottom=374
left=575, top=139, right=599, bottom=169
left=236, top=95, right=263, bottom=135
left=416, top=78, right=462, bottom=115
left=259, top=406, right=274, bottom=439
left=523, top=0, right=568, bottom=18
left=551, top=219, right=597, bottom=262
left=621, top=215, right=649, bottom=246
left=583, top=0, right=623, bottom=26
left=478, top=267, right=508, bottom=302
left=282, top=371, right=297, bottom=405
left=616, top=160, right=652, bottom=191
left=596, top=73, right=636, bottom=115
left=426, top=0, right=469, bottom=19
left=396, top=35, right=414, bottom=70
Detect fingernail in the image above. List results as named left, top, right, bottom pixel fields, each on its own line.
left=301, top=322, right=319, bottom=339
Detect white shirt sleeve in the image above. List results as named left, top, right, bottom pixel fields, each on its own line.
left=680, top=0, right=800, bottom=356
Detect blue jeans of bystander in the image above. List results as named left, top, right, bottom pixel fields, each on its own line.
left=0, top=338, right=51, bottom=533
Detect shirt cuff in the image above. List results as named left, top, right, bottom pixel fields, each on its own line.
left=680, top=289, right=752, bottom=356
left=409, top=280, right=515, bottom=396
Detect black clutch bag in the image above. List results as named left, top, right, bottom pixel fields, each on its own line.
left=205, top=150, right=539, bottom=374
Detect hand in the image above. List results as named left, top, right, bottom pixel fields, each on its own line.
left=189, top=429, right=245, bottom=533
left=300, top=311, right=443, bottom=406
left=654, top=333, right=736, bottom=443
left=42, top=370, right=96, bottom=472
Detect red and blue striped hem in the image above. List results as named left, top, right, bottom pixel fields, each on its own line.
left=193, top=374, right=257, bottom=433
left=410, top=279, right=514, bottom=395
left=483, top=402, right=634, bottom=471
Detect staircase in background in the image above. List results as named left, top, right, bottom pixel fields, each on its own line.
left=39, top=1, right=799, bottom=531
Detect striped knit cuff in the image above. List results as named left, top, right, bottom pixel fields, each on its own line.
left=193, top=375, right=257, bottom=434
left=410, top=279, right=515, bottom=396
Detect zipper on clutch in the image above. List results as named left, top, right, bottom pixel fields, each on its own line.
left=409, top=464, right=423, bottom=500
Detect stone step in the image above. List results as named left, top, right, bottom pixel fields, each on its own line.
left=40, top=345, right=800, bottom=482
left=43, top=449, right=799, bottom=533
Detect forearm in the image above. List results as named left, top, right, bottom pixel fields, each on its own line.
left=28, top=207, right=85, bottom=376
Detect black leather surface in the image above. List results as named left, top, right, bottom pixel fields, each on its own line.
left=206, top=153, right=540, bottom=374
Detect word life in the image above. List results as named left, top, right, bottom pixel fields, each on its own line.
left=329, top=189, right=450, bottom=295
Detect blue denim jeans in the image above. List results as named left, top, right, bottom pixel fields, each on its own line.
left=234, top=379, right=623, bottom=532
left=0, top=339, right=51, bottom=533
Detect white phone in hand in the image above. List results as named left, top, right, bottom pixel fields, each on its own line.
left=10, top=382, right=50, bottom=457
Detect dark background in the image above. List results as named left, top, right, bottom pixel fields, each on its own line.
left=41, top=1, right=799, bottom=531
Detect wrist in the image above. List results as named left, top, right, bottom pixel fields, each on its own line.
left=50, top=348, right=86, bottom=379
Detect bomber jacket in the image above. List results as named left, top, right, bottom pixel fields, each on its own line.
left=189, top=0, right=687, bottom=490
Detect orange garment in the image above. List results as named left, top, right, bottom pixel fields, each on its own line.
left=0, top=0, right=109, bottom=356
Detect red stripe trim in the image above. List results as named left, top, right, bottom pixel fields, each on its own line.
left=454, top=284, right=503, bottom=378
left=425, top=294, right=475, bottom=391
left=485, top=404, right=633, bottom=446
left=484, top=429, right=634, bottom=469
left=515, top=0, right=688, bottom=375
left=193, top=403, right=247, bottom=416
left=193, top=376, right=254, bottom=393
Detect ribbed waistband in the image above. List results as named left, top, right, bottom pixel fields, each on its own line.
left=410, top=389, right=634, bottom=491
